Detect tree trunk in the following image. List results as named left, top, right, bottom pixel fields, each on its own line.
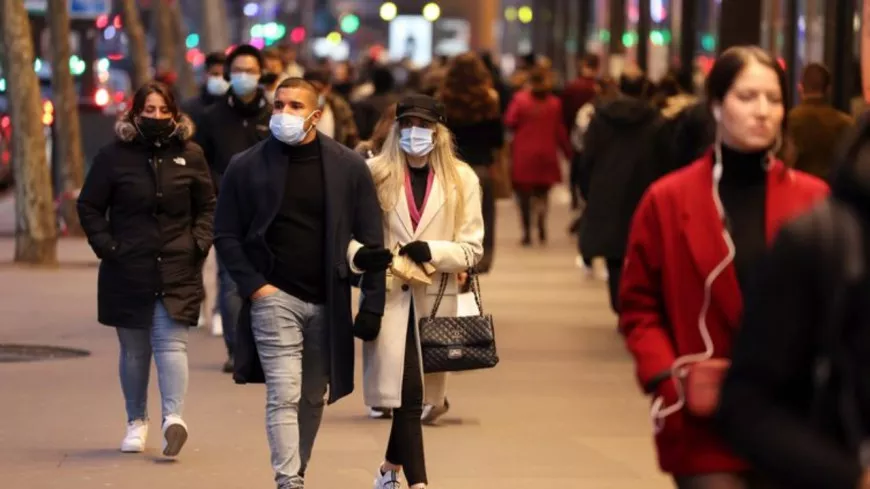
left=154, top=0, right=176, bottom=77
left=169, top=0, right=197, bottom=98
left=0, top=0, right=58, bottom=265
left=201, top=0, right=230, bottom=53
left=47, top=0, right=85, bottom=237
left=120, top=0, right=151, bottom=88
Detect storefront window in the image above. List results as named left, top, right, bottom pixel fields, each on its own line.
left=586, top=0, right=610, bottom=59
left=649, top=0, right=672, bottom=80
left=794, top=0, right=826, bottom=92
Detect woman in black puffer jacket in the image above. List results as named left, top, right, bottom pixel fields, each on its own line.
left=77, top=81, right=215, bottom=459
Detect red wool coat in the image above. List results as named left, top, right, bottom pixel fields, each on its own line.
left=504, top=90, right=572, bottom=187
left=619, top=152, right=829, bottom=476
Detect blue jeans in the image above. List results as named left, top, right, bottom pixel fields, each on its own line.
left=116, top=300, right=189, bottom=422
left=218, top=257, right=242, bottom=356
left=250, top=290, right=329, bottom=489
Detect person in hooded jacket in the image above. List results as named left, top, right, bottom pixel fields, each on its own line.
left=195, top=43, right=273, bottom=374
left=716, top=112, right=870, bottom=489
left=504, top=66, right=572, bottom=246
left=77, top=81, right=216, bottom=458
left=578, top=65, right=665, bottom=313
left=619, top=46, right=828, bottom=488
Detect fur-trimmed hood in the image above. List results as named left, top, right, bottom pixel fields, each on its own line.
left=114, top=113, right=196, bottom=143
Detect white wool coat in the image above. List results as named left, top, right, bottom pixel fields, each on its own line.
left=348, top=163, right=484, bottom=408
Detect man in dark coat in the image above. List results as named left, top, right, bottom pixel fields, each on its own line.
left=195, top=44, right=272, bottom=373
left=213, top=77, right=387, bottom=489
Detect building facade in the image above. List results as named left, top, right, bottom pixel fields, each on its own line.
left=506, top=0, right=864, bottom=112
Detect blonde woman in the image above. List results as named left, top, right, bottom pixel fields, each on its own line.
left=348, top=94, right=484, bottom=489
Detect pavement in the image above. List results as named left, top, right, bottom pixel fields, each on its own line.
left=0, top=192, right=672, bottom=489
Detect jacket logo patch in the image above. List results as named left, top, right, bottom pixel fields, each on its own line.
left=173, top=157, right=186, bottom=166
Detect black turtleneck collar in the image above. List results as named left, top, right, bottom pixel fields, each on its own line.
left=279, top=133, right=320, bottom=161
left=719, top=144, right=769, bottom=186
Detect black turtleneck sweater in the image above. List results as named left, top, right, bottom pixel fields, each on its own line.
left=265, top=136, right=325, bottom=304
left=407, top=164, right=431, bottom=210
left=718, top=144, right=768, bottom=294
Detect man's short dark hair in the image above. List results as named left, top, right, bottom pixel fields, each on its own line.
left=582, top=53, right=600, bottom=71
left=801, top=62, right=831, bottom=94
left=205, top=52, right=226, bottom=68
left=226, top=44, right=264, bottom=71
left=275, top=77, right=320, bottom=104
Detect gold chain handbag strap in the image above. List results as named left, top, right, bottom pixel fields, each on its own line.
left=428, top=246, right=484, bottom=319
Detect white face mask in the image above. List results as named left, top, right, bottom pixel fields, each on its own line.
left=206, top=76, right=230, bottom=96
left=230, top=73, right=259, bottom=97
left=400, top=126, right=435, bottom=158
left=269, top=111, right=317, bottom=145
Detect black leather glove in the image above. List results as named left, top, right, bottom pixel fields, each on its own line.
left=399, top=241, right=432, bottom=264
left=353, top=311, right=382, bottom=341
left=353, top=245, right=393, bottom=272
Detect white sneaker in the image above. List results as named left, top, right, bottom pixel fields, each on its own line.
left=120, top=419, right=148, bottom=453
left=421, top=398, right=450, bottom=425
left=373, top=466, right=401, bottom=489
left=161, top=415, right=188, bottom=457
left=368, top=407, right=393, bottom=419
left=210, top=313, right=223, bottom=337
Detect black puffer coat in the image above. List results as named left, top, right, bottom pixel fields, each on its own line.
left=77, top=113, right=216, bottom=329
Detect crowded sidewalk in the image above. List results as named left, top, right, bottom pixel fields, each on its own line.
left=0, top=195, right=670, bottom=489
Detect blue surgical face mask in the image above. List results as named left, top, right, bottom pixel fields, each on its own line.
left=206, top=76, right=230, bottom=96
left=270, top=111, right=317, bottom=145
left=400, top=126, right=435, bottom=157
left=230, top=73, right=259, bottom=97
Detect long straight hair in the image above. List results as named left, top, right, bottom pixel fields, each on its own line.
left=368, top=121, right=467, bottom=238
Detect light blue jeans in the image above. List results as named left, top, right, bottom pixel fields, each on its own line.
left=250, top=290, right=329, bottom=489
left=116, top=300, right=189, bottom=423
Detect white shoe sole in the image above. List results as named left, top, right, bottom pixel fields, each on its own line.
left=162, top=423, right=188, bottom=457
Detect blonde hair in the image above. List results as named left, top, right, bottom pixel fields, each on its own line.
left=368, top=122, right=467, bottom=237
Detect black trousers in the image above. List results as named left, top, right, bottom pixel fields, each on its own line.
left=385, top=309, right=427, bottom=485
left=474, top=165, right=496, bottom=273
left=516, top=185, right=551, bottom=242
left=606, top=258, right=623, bottom=314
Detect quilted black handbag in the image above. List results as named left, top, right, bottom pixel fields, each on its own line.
left=418, top=253, right=499, bottom=374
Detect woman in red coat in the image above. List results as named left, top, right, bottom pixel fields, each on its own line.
left=619, top=46, right=829, bottom=488
left=505, top=67, right=572, bottom=246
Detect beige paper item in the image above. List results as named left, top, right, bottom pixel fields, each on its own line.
left=390, top=244, right=433, bottom=286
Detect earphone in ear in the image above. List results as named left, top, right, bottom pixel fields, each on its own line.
left=712, top=107, right=722, bottom=123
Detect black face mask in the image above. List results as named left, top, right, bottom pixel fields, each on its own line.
left=136, top=117, right=175, bottom=143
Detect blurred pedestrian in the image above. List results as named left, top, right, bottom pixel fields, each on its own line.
left=718, top=112, right=870, bottom=489
left=440, top=52, right=504, bottom=274
left=504, top=66, right=572, bottom=246
left=181, top=52, right=228, bottom=129
left=355, top=103, right=398, bottom=161
left=786, top=62, right=854, bottom=179
left=77, top=81, right=215, bottom=458
left=619, top=46, right=828, bottom=488
left=303, top=68, right=360, bottom=148
left=578, top=65, right=663, bottom=311
left=347, top=94, right=484, bottom=487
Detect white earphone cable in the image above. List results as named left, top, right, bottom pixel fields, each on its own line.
left=649, top=142, right=737, bottom=432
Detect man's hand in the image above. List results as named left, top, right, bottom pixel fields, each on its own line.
left=353, top=311, right=382, bottom=341
left=353, top=245, right=393, bottom=272
left=398, top=241, right=431, bottom=264
left=251, top=284, right=279, bottom=300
